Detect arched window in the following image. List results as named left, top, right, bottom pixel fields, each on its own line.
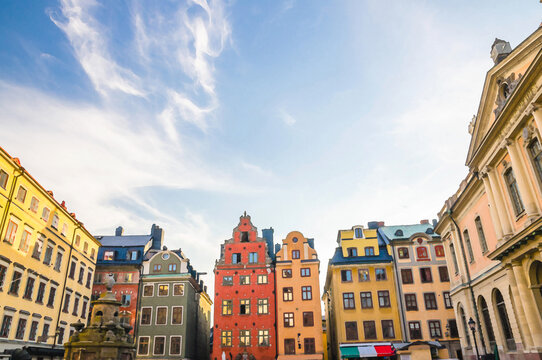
left=528, top=138, right=542, bottom=183
left=504, top=168, right=524, bottom=216
left=474, top=217, right=488, bottom=253
left=355, top=228, right=363, bottom=239
left=416, top=247, right=428, bottom=260
left=479, top=296, right=496, bottom=348
left=462, top=230, right=474, bottom=263
left=449, top=243, right=459, bottom=274
left=394, top=229, right=403, bottom=237
left=426, top=228, right=434, bottom=234
left=458, top=306, right=471, bottom=346
left=494, top=289, right=516, bottom=350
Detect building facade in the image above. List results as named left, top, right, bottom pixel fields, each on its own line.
left=275, top=231, right=324, bottom=360
left=211, top=213, right=276, bottom=360
left=137, top=247, right=211, bottom=360
left=380, top=223, right=461, bottom=359
left=323, top=223, right=400, bottom=360
left=435, top=27, right=542, bottom=359
left=0, top=146, right=100, bottom=357
left=93, top=224, right=164, bottom=335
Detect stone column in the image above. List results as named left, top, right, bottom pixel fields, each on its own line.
left=506, top=264, right=533, bottom=348
left=512, top=260, right=542, bottom=347
left=506, top=138, right=540, bottom=219
left=487, top=168, right=514, bottom=236
left=481, top=171, right=504, bottom=241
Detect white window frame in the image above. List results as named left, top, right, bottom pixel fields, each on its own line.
left=137, top=336, right=150, bottom=355
left=157, top=284, right=169, bottom=297
left=153, top=335, right=166, bottom=356
left=16, top=186, right=27, bottom=203
left=169, top=335, right=182, bottom=355
left=140, top=307, right=152, bottom=326
left=29, top=197, right=39, bottom=213
left=41, top=207, right=50, bottom=222
left=171, top=306, right=183, bottom=325
left=4, top=217, right=19, bottom=245
left=257, top=274, right=268, bottom=284
left=155, top=306, right=168, bottom=325
left=173, top=283, right=184, bottom=296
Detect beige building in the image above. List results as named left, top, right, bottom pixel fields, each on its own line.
left=0, top=146, right=100, bottom=358
left=435, top=27, right=542, bottom=359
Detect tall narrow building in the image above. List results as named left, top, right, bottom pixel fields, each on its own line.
left=211, top=213, right=276, bottom=360
left=275, top=231, right=324, bottom=359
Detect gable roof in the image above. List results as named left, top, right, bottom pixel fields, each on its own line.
left=96, top=235, right=153, bottom=247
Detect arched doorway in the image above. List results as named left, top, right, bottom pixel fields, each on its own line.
left=493, top=289, right=516, bottom=351
left=458, top=305, right=471, bottom=347
left=528, top=260, right=542, bottom=318
left=478, top=296, right=496, bottom=350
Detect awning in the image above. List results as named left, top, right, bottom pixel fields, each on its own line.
left=340, top=344, right=396, bottom=358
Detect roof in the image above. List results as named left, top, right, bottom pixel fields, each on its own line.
left=379, top=224, right=438, bottom=241
left=329, top=245, right=393, bottom=265
left=96, top=235, right=153, bottom=247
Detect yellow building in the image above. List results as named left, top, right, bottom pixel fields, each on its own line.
left=275, top=231, right=323, bottom=360
left=323, top=223, right=401, bottom=360
left=0, top=146, right=100, bottom=357
left=435, top=27, right=542, bottom=359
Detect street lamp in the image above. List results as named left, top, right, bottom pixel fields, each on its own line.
left=468, top=317, right=480, bottom=360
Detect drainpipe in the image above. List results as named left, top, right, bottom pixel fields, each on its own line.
left=0, top=167, right=24, bottom=238
left=447, top=210, right=487, bottom=354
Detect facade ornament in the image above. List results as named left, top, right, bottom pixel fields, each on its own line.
left=494, top=73, right=522, bottom=118
left=468, top=115, right=476, bottom=135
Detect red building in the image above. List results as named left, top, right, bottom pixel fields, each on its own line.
left=212, top=214, right=276, bottom=360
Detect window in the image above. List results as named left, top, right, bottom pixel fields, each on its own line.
left=495, top=290, right=515, bottom=350
left=223, top=276, right=233, bottom=285
left=232, top=253, right=241, bottom=264
left=439, top=266, right=450, bottom=282
left=240, top=231, right=249, bottom=242
left=529, top=138, right=542, bottom=182
left=103, top=251, right=114, bottom=261
left=18, top=229, right=31, bottom=252
left=416, top=246, right=429, bottom=260
left=51, top=214, right=59, bottom=230
left=449, top=319, right=459, bottom=338
left=28, top=320, right=38, bottom=341
left=0, top=169, right=7, bottom=189
left=424, top=293, right=438, bottom=310
left=302, top=286, right=312, bottom=300
left=398, top=247, right=409, bottom=259
left=172, top=307, right=183, bottom=324
left=231, top=296, right=247, bottom=315
left=428, top=320, right=442, bottom=338
left=239, top=275, right=250, bottom=285
left=154, top=336, right=165, bottom=355
left=124, top=272, right=132, bottom=283
left=221, top=330, right=232, bottom=347
left=420, top=267, right=432, bottom=283
left=41, top=207, right=50, bottom=222
left=257, top=274, right=268, bottom=284
left=474, top=217, right=488, bottom=253
left=450, top=243, right=459, bottom=274
left=409, top=321, right=422, bottom=339
left=0, top=315, right=12, bottom=338
left=141, top=308, right=152, bottom=325
left=4, top=220, right=18, bottom=245
left=35, top=282, right=46, bottom=303
left=364, top=247, right=375, bottom=256
left=43, top=244, right=53, bottom=265
left=479, top=296, right=496, bottom=346
left=173, top=283, right=184, bottom=296
left=504, top=168, right=525, bottom=216
left=32, top=234, right=44, bottom=260
left=282, top=269, right=292, bottom=278
left=347, top=247, right=357, bottom=257
left=283, top=287, right=293, bottom=301
left=249, top=252, right=258, bottom=263
left=61, top=224, right=68, bottom=236
left=363, top=321, right=376, bottom=340
left=62, top=293, right=71, bottom=313
left=15, top=318, right=26, bottom=339
left=360, top=292, right=373, bottom=309
left=358, top=269, right=370, bottom=282
left=303, top=312, right=314, bottom=326
left=156, top=307, right=167, bottom=325
left=257, top=298, right=269, bottom=314
left=341, top=269, right=352, bottom=282
left=345, top=321, right=358, bottom=340
left=30, top=197, right=39, bottom=213
left=0, top=265, right=5, bottom=291
left=170, top=336, right=182, bottom=355
left=284, top=338, right=295, bottom=354
left=121, top=294, right=131, bottom=307
left=401, top=269, right=413, bottom=284
left=374, top=289, right=390, bottom=308
left=23, top=277, right=35, bottom=300
left=72, top=296, right=80, bottom=316
left=9, top=270, right=22, bottom=295
left=222, top=300, right=233, bottom=315
left=81, top=300, right=88, bottom=319
left=355, top=228, right=363, bottom=238
left=158, top=284, right=169, bottom=296
left=463, top=229, right=475, bottom=263
left=47, top=287, right=56, bottom=307
left=382, top=320, right=395, bottom=339
left=239, top=330, right=251, bottom=347
left=16, top=186, right=27, bottom=203
left=405, top=294, right=418, bottom=311
left=41, top=323, right=49, bottom=341
left=168, top=263, right=177, bottom=272
left=443, top=292, right=452, bottom=309
left=69, top=259, right=77, bottom=279
left=343, top=292, right=355, bottom=309
left=284, top=312, right=294, bottom=327
left=90, top=248, right=95, bottom=259
left=375, top=268, right=387, bottom=281
left=153, top=264, right=161, bottom=272
left=292, top=250, right=300, bottom=259
left=301, top=268, right=311, bottom=277
left=304, top=338, right=316, bottom=354
left=257, top=330, right=270, bottom=346
left=435, top=245, right=445, bottom=257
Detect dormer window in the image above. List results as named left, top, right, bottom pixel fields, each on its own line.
left=354, top=228, right=363, bottom=239
left=394, top=229, right=403, bottom=237
left=241, top=232, right=249, bottom=242
left=426, top=228, right=434, bottom=235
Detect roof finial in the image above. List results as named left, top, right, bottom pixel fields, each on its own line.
left=244, top=210, right=247, bottom=217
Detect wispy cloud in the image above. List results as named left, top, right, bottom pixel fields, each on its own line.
left=279, top=109, right=297, bottom=126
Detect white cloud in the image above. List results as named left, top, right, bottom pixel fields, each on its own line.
left=279, top=109, right=297, bottom=126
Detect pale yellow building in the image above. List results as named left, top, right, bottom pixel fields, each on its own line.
left=0, top=146, right=100, bottom=357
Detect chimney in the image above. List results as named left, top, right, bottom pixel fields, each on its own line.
left=432, top=219, right=438, bottom=228
left=491, top=38, right=512, bottom=65
left=115, top=226, right=124, bottom=236
left=367, top=221, right=384, bottom=229
left=150, top=224, right=164, bottom=250
left=420, top=219, right=429, bottom=224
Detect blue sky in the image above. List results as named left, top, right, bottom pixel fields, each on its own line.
left=1, top=0, right=541, bottom=292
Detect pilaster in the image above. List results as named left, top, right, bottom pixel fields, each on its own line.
left=487, top=168, right=514, bottom=236
left=480, top=169, right=503, bottom=241
left=511, top=260, right=542, bottom=347
left=505, top=263, right=533, bottom=348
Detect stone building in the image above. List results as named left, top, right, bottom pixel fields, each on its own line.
left=435, top=26, right=542, bottom=359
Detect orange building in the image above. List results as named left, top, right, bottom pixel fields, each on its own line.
left=275, top=231, right=323, bottom=360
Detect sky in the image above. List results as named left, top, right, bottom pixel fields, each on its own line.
left=0, top=0, right=541, bottom=298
